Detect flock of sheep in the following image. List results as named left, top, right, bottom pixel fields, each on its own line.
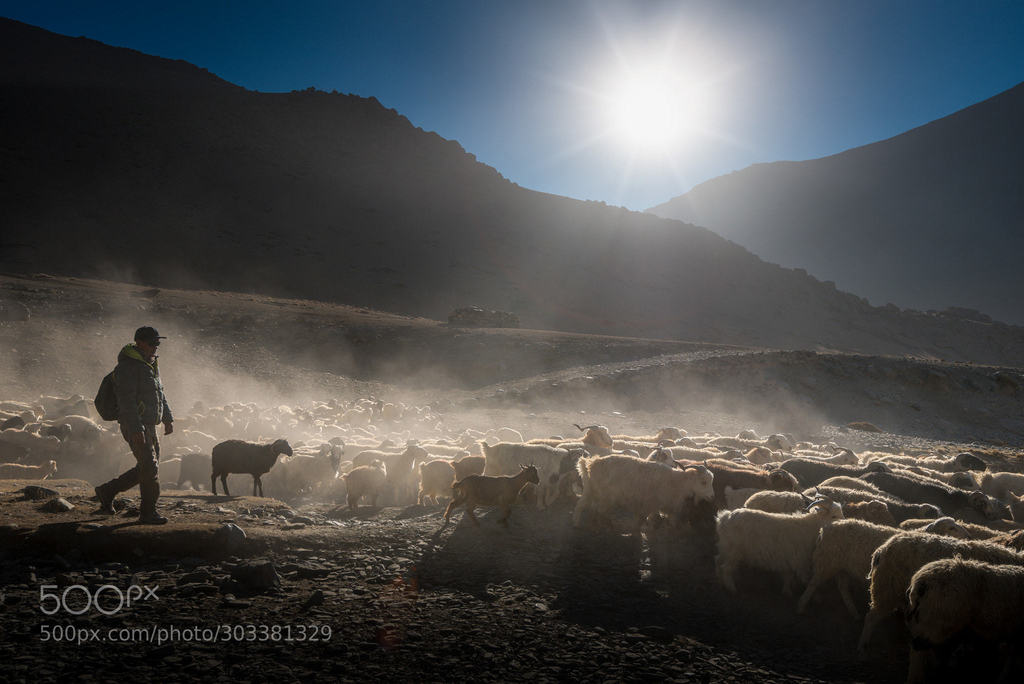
left=3, top=394, right=1024, bottom=682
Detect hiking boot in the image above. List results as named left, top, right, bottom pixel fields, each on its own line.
left=137, top=511, right=168, bottom=525
left=94, top=485, right=116, bottom=515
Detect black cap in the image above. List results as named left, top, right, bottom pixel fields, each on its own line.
left=134, top=326, right=166, bottom=344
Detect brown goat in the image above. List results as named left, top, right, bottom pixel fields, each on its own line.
left=443, top=465, right=539, bottom=527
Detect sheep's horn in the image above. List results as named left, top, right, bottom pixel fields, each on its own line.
left=573, top=423, right=600, bottom=432
left=805, top=496, right=832, bottom=510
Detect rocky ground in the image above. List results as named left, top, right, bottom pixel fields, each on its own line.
left=2, top=273, right=1024, bottom=682
left=0, top=477, right=909, bottom=684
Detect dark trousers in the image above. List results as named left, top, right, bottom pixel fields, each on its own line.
left=101, top=424, right=161, bottom=514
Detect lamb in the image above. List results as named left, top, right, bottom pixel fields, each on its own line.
left=715, top=497, right=843, bottom=595
left=796, top=518, right=902, bottom=618
left=443, top=464, right=540, bottom=527
left=480, top=441, right=581, bottom=510
left=417, top=459, right=456, bottom=506
left=573, top=455, right=714, bottom=532
left=452, top=454, right=485, bottom=481
left=211, top=438, right=293, bottom=496
left=342, top=463, right=387, bottom=510
left=0, top=460, right=57, bottom=479
left=905, top=558, right=1024, bottom=684
left=858, top=531, right=1024, bottom=653
left=177, top=453, right=212, bottom=490
left=778, top=458, right=888, bottom=488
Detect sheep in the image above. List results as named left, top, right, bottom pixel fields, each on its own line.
left=1011, top=493, right=1024, bottom=524
left=573, top=455, right=714, bottom=533
left=342, top=463, right=387, bottom=510
left=744, top=446, right=777, bottom=466
left=715, top=497, right=843, bottom=596
left=267, top=449, right=340, bottom=500
left=893, top=465, right=979, bottom=490
left=211, top=438, right=293, bottom=496
left=817, top=476, right=889, bottom=494
left=905, top=557, right=1024, bottom=684
left=779, top=458, right=889, bottom=488
left=898, top=516, right=1019, bottom=540
left=841, top=500, right=898, bottom=527
left=724, top=486, right=766, bottom=510
left=858, top=531, right=1024, bottom=654
left=384, top=445, right=429, bottom=505
left=417, top=459, right=456, bottom=506
left=571, top=423, right=614, bottom=454
left=860, top=471, right=1004, bottom=522
left=743, top=489, right=812, bottom=514
left=677, top=459, right=800, bottom=510
left=0, top=460, right=57, bottom=479
left=177, top=453, right=212, bottom=490
left=865, top=451, right=986, bottom=472
left=159, top=457, right=182, bottom=487
left=980, top=471, right=1024, bottom=501
left=453, top=454, right=485, bottom=482
left=443, top=464, right=540, bottom=527
left=796, top=517, right=900, bottom=619
left=765, top=433, right=795, bottom=451
left=480, top=441, right=581, bottom=510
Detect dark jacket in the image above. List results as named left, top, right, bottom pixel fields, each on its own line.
left=114, top=343, right=172, bottom=434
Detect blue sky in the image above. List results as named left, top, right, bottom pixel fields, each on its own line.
left=3, top=1, right=1023, bottom=210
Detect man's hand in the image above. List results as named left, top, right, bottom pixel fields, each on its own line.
left=129, top=432, right=146, bottom=449
left=163, top=421, right=173, bottom=436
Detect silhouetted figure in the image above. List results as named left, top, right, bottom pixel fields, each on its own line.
left=94, top=326, right=174, bottom=524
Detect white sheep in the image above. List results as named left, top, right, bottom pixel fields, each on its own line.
left=481, top=441, right=580, bottom=510
left=715, top=498, right=843, bottom=596
left=572, top=454, right=714, bottom=532
left=0, top=460, right=57, bottom=479
left=796, top=518, right=900, bottom=618
left=742, top=489, right=811, bottom=514
left=980, top=471, right=1024, bottom=501
left=858, top=531, right=1024, bottom=654
left=905, top=557, right=1024, bottom=684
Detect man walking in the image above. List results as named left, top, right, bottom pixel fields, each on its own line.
left=95, top=326, right=173, bottom=524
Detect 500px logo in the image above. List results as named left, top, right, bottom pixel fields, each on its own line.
left=39, top=584, right=159, bottom=616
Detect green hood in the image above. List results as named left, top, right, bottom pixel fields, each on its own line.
left=119, top=343, right=159, bottom=376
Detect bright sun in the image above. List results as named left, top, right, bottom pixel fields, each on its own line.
left=605, top=69, right=705, bottom=152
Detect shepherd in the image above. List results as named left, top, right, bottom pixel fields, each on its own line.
left=94, top=326, right=174, bottom=524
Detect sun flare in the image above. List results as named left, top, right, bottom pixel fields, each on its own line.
left=605, top=69, right=707, bottom=152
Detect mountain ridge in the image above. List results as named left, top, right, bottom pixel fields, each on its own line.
left=3, top=17, right=1024, bottom=367
left=650, top=79, right=1024, bottom=325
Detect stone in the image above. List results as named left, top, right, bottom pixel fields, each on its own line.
left=230, top=559, right=281, bottom=592
left=214, top=522, right=247, bottom=553
left=41, top=498, right=74, bottom=513
left=22, top=485, right=59, bottom=500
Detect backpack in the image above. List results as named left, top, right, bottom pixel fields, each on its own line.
left=94, top=370, right=118, bottom=421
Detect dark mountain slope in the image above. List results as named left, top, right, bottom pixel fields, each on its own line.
left=2, top=17, right=1024, bottom=366
left=650, top=81, right=1024, bottom=325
